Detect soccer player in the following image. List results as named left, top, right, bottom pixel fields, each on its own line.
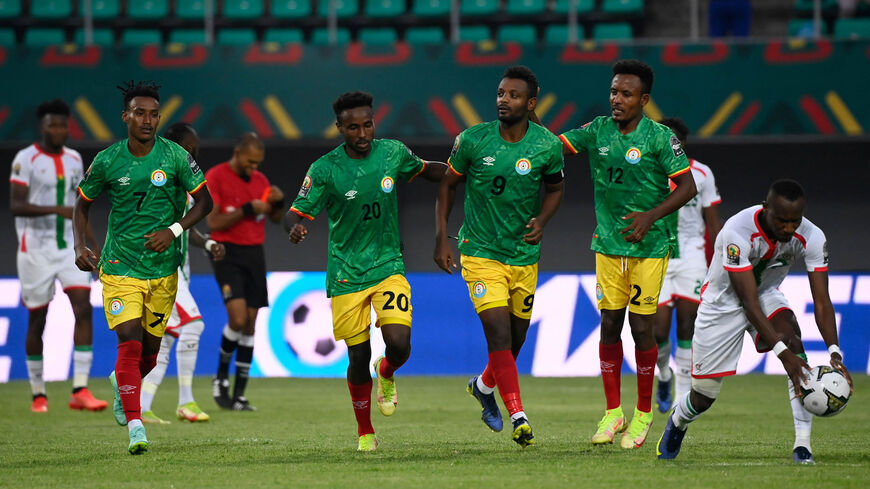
left=74, top=81, right=213, bottom=454
left=207, top=132, right=284, bottom=412
left=140, top=122, right=226, bottom=424
left=653, top=117, right=722, bottom=413
left=657, top=179, right=853, bottom=464
left=10, top=99, right=108, bottom=413
left=558, top=59, right=696, bottom=449
left=287, top=91, right=445, bottom=451
left=434, top=66, right=565, bottom=447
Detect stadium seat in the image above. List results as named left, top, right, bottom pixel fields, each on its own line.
left=224, top=0, right=264, bottom=18
left=311, top=27, right=351, bottom=44
left=459, top=25, right=491, bottom=41
left=127, top=0, right=169, bottom=19
left=74, top=28, right=115, bottom=46
left=405, top=26, right=445, bottom=43
left=365, top=0, right=405, bottom=17
left=506, top=0, right=545, bottom=15
left=544, top=24, right=585, bottom=43
left=592, top=22, right=633, bottom=40
left=23, top=28, right=66, bottom=46
left=79, top=0, right=119, bottom=19
left=176, top=0, right=206, bottom=19
left=0, top=0, right=21, bottom=18
left=794, top=0, right=838, bottom=14
left=601, top=0, right=643, bottom=14
left=412, top=0, right=449, bottom=16
left=317, top=0, right=359, bottom=18
left=359, top=27, right=398, bottom=44
left=264, top=28, right=304, bottom=43
left=271, top=0, right=312, bottom=18
left=169, top=29, right=208, bottom=45
left=0, top=28, right=15, bottom=45
left=120, top=29, right=162, bottom=46
left=461, top=0, right=499, bottom=16
left=552, top=0, right=594, bottom=14
left=498, top=25, right=537, bottom=44
left=834, top=18, right=870, bottom=39
left=30, top=0, right=72, bottom=18
left=787, top=19, right=829, bottom=37
left=217, top=28, right=257, bottom=45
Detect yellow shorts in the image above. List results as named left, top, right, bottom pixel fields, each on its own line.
left=460, top=255, right=537, bottom=319
left=100, top=270, right=178, bottom=337
left=331, top=274, right=412, bottom=347
left=595, top=253, right=669, bottom=315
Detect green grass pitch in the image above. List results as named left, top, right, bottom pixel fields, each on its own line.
left=1, top=374, right=867, bottom=488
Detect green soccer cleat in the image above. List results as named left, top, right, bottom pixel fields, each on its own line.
left=109, top=371, right=127, bottom=426
left=357, top=433, right=379, bottom=452
left=177, top=402, right=210, bottom=422
left=591, top=407, right=626, bottom=445
left=372, top=355, right=397, bottom=416
left=620, top=407, right=653, bottom=449
left=511, top=416, right=536, bottom=448
left=128, top=425, right=149, bottom=455
left=142, top=410, right=170, bottom=425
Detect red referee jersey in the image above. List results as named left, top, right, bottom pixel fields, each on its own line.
left=205, top=161, right=271, bottom=246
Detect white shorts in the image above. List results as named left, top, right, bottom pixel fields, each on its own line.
left=17, top=248, right=91, bottom=309
left=692, top=289, right=791, bottom=378
left=165, top=272, right=202, bottom=337
left=659, top=256, right=707, bottom=306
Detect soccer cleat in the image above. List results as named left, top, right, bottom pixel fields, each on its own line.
left=127, top=425, right=149, bottom=455
left=142, top=410, right=170, bottom=425
left=177, top=401, right=210, bottom=422
left=109, top=371, right=127, bottom=426
left=591, top=407, right=626, bottom=444
left=620, top=408, right=653, bottom=449
left=69, top=388, right=109, bottom=412
left=656, top=376, right=673, bottom=414
left=372, top=355, right=397, bottom=416
left=31, top=394, right=48, bottom=413
left=212, top=377, right=232, bottom=409
left=357, top=433, right=379, bottom=451
left=511, top=417, right=535, bottom=448
left=793, top=446, right=815, bottom=465
left=231, top=397, right=257, bottom=411
left=466, top=376, right=503, bottom=432
left=656, top=415, right=686, bottom=459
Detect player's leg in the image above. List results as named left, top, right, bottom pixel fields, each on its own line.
left=371, top=275, right=413, bottom=416
left=673, top=298, right=699, bottom=400
left=210, top=245, right=245, bottom=408
left=230, top=306, right=259, bottom=411
left=141, top=329, right=176, bottom=424
left=19, top=250, right=53, bottom=412
left=176, top=319, right=208, bottom=422
left=653, top=300, right=674, bottom=414
left=66, top=285, right=108, bottom=411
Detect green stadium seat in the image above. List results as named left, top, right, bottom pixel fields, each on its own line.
left=176, top=0, right=206, bottom=19
left=169, top=29, right=208, bottom=44
left=601, top=0, right=643, bottom=14
left=365, top=0, right=405, bottom=18
left=79, top=0, right=119, bottom=19
left=0, top=28, right=15, bottom=45
left=412, top=0, right=449, bottom=16
left=127, top=0, right=169, bottom=19
left=461, top=0, right=499, bottom=16
left=217, top=28, right=257, bottom=45
left=787, top=19, right=829, bottom=37
left=592, top=22, right=633, bottom=40
left=544, top=24, right=584, bottom=43
left=405, top=26, right=445, bottom=43
left=506, top=0, right=544, bottom=15
left=552, top=0, right=594, bottom=14
left=794, top=0, right=838, bottom=14
left=459, top=25, right=491, bottom=41
left=498, top=25, right=537, bottom=44
left=0, top=0, right=21, bottom=19
left=74, top=28, right=115, bottom=45
left=359, top=27, right=398, bottom=44
left=311, top=27, right=351, bottom=44
left=120, top=29, right=162, bottom=46
left=834, top=18, right=870, bottom=39
left=271, top=0, right=311, bottom=18
left=317, top=0, right=358, bottom=18
left=264, top=28, right=304, bottom=43
left=224, top=0, right=264, bottom=18
left=30, top=0, right=72, bottom=19
left=24, top=28, right=66, bottom=46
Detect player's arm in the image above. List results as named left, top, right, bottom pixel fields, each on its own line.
left=10, top=182, right=73, bottom=219
left=145, top=186, right=214, bottom=253
left=434, top=169, right=464, bottom=273
left=188, top=226, right=225, bottom=260
left=73, top=195, right=98, bottom=271
left=417, top=161, right=448, bottom=183
left=266, top=185, right=285, bottom=223
left=207, top=197, right=270, bottom=231
left=284, top=211, right=309, bottom=244
left=621, top=170, right=697, bottom=243
left=702, top=204, right=723, bottom=247
left=523, top=176, right=564, bottom=245
left=807, top=270, right=852, bottom=389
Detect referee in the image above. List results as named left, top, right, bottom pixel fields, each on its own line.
left=206, top=132, right=284, bottom=411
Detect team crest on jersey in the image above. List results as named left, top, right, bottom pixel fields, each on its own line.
left=381, top=176, right=395, bottom=193
left=472, top=281, right=487, bottom=299
left=298, top=175, right=312, bottom=197
left=450, top=135, right=460, bottom=159
left=222, top=284, right=232, bottom=300
left=150, top=169, right=167, bottom=187
left=108, top=298, right=125, bottom=316
left=13, top=163, right=21, bottom=175
left=515, top=158, right=531, bottom=175
left=595, top=283, right=603, bottom=301
left=726, top=243, right=740, bottom=265
left=669, top=135, right=684, bottom=158
left=187, top=153, right=201, bottom=175
left=625, top=147, right=642, bottom=164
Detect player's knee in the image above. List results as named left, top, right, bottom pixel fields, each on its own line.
left=71, top=301, right=93, bottom=320
left=690, top=377, right=723, bottom=412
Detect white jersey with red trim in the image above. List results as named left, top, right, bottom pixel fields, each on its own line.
left=673, top=159, right=721, bottom=261
left=700, top=205, right=827, bottom=312
left=10, top=144, right=84, bottom=252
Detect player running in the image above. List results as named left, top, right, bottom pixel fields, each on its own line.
left=653, top=118, right=722, bottom=413
left=657, top=179, right=853, bottom=464
left=435, top=66, right=565, bottom=447
left=74, top=81, right=213, bottom=454
left=286, top=91, right=445, bottom=451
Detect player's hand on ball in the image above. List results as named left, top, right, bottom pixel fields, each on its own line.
left=289, top=223, right=308, bottom=243
left=523, top=217, right=543, bottom=244
left=74, top=246, right=99, bottom=272
left=433, top=237, right=457, bottom=274
left=144, top=228, right=175, bottom=253
left=830, top=353, right=854, bottom=395
left=620, top=211, right=654, bottom=243
left=268, top=185, right=284, bottom=203
left=781, top=350, right=810, bottom=394
left=210, top=242, right=226, bottom=261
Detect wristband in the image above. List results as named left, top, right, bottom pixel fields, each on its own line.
left=772, top=341, right=788, bottom=357
left=242, top=202, right=255, bottom=216
left=204, top=239, right=217, bottom=251
left=273, top=198, right=285, bottom=210
left=169, top=222, right=184, bottom=238
left=828, top=344, right=842, bottom=358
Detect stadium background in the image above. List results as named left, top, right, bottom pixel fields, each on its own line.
left=1, top=0, right=868, bottom=383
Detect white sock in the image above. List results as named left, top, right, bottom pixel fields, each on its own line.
left=656, top=341, right=672, bottom=381
left=140, top=381, right=158, bottom=413
left=671, top=391, right=702, bottom=430
left=128, top=419, right=144, bottom=432
left=510, top=411, right=527, bottom=423
left=177, top=321, right=204, bottom=406
left=26, top=356, right=45, bottom=396
left=72, top=347, right=93, bottom=389
left=476, top=375, right=495, bottom=395
left=674, top=345, right=693, bottom=400
left=141, top=335, right=175, bottom=411
left=788, top=378, right=813, bottom=451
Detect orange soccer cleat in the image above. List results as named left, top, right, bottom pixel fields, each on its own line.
left=68, top=388, right=109, bottom=412
left=31, top=395, right=48, bottom=413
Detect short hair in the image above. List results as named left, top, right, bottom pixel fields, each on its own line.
left=502, top=65, right=538, bottom=99
left=659, top=117, right=689, bottom=142
left=117, top=80, right=161, bottom=109
left=36, top=99, right=70, bottom=119
left=612, top=59, right=654, bottom=94
left=163, top=122, right=196, bottom=145
left=333, top=91, right=373, bottom=119
left=769, top=179, right=805, bottom=202
left=235, top=131, right=264, bottom=151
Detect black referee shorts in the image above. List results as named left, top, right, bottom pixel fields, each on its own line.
left=210, top=243, right=268, bottom=308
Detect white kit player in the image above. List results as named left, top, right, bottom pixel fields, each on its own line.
left=657, top=179, right=853, bottom=464
left=139, top=122, right=225, bottom=424
left=10, top=99, right=108, bottom=413
left=653, top=118, right=722, bottom=412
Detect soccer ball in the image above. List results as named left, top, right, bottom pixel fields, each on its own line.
left=283, top=291, right=346, bottom=366
left=799, top=366, right=851, bottom=417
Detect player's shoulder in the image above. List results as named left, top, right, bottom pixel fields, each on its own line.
left=796, top=215, right=824, bottom=241
left=155, top=136, right=187, bottom=158
left=529, top=122, right=562, bottom=145
left=93, top=139, right=127, bottom=164
left=460, top=120, right=497, bottom=141
left=61, top=146, right=82, bottom=163
left=722, top=205, right=761, bottom=235
left=12, top=144, right=38, bottom=163
left=689, top=159, right=713, bottom=177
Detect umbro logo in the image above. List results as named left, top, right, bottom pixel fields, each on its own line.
left=345, top=190, right=358, bottom=200
left=353, top=400, right=369, bottom=409
left=600, top=361, right=616, bottom=373
left=482, top=156, right=495, bottom=165
left=118, top=176, right=131, bottom=186
left=638, top=366, right=653, bottom=375
left=598, top=147, right=610, bottom=156
left=119, top=384, right=136, bottom=394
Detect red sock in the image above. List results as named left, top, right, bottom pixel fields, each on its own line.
left=635, top=346, right=658, bottom=413
left=139, top=353, right=158, bottom=378
left=116, top=340, right=143, bottom=422
left=489, top=350, right=523, bottom=416
left=347, top=380, right=374, bottom=436
left=480, top=350, right=518, bottom=389
left=599, top=341, right=623, bottom=410
left=379, top=356, right=402, bottom=379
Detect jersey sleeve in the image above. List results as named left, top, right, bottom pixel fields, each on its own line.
left=446, top=131, right=472, bottom=176
left=719, top=226, right=752, bottom=272
left=290, top=163, right=328, bottom=221
left=395, top=141, right=427, bottom=182
left=659, top=130, right=691, bottom=178
left=177, top=148, right=207, bottom=194
left=700, top=168, right=721, bottom=207
left=804, top=227, right=829, bottom=272
left=558, top=119, right=597, bottom=155
left=10, top=150, right=29, bottom=187
left=543, top=140, right=565, bottom=177
left=77, top=157, right=106, bottom=202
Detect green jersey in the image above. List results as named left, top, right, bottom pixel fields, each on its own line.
left=448, top=121, right=564, bottom=266
left=560, top=116, right=690, bottom=258
left=78, top=137, right=207, bottom=279
left=290, top=139, right=425, bottom=297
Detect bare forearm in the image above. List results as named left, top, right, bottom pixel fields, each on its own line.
left=180, top=193, right=213, bottom=231
left=814, top=300, right=839, bottom=348
left=73, top=198, right=91, bottom=250
left=435, top=183, right=456, bottom=239
left=208, top=208, right=244, bottom=231
left=11, top=203, right=67, bottom=217
left=535, top=185, right=563, bottom=227
left=650, top=180, right=696, bottom=222
left=420, top=161, right=448, bottom=183
left=283, top=211, right=304, bottom=233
